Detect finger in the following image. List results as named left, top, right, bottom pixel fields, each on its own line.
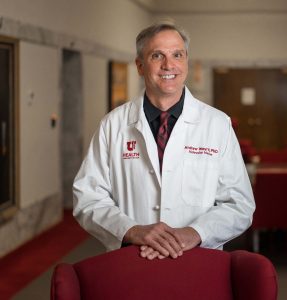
left=140, top=246, right=155, bottom=258
left=146, top=239, right=170, bottom=257
left=164, top=226, right=185, bottom=249
left=141, top=223, right=181, bottom=258
left=142, top=234, right=169, bottom=257
left=147, top=250, right=160, bottom=260
left=151, top=223, right=183, bottom=257
left=158, top=231, right=183, bottom=258
left=154, top=235, right=181, bottom=259
left=165, top=231, right=184, bottom=255
left=143, top=229, right=180, bottom=258
left=140, top=247, right=161, bottom=260
left=156, top=222, right=185, bottom=251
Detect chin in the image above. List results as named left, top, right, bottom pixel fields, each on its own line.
left=160, top=86, right=182, bottom=95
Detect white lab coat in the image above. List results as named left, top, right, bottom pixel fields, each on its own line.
left=73, top=87, right=255, bottom=252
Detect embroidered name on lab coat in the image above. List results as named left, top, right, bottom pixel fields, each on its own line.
left=184, top=146, right=219, bottom=156
left=123, top=140, right=140, bottom=159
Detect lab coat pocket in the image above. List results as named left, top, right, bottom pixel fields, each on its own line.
left=182, top=160, right=219, bottom=207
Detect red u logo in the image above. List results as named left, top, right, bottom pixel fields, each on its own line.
left=127, top=141, right=136, bottom=151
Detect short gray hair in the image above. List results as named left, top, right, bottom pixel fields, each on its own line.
left=136, top=23, right=190, bottom=59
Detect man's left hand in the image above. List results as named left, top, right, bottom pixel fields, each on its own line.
left=140, top=227, right=201, bottom=260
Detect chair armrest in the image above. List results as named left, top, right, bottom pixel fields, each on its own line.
left=230, top=250, right=277, bottom=300
left=51, top=263, right=81, bottom=300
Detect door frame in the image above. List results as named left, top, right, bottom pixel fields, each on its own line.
left=0, top=35, right=19, bottom=221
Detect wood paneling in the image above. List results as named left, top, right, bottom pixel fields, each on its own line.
left=214, top=68, right=287, bottom=150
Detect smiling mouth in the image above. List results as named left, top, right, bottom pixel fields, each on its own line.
left=160, top=74, right=176, bottom=79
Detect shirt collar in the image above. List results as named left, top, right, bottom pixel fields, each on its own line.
left=144, top=88, right=185, bottom=122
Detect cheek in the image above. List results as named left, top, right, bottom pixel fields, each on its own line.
left=144, top=65, right=157, bottom=77
left=179, top=61, right=188, bottom=70
left=179, top=63, right=188, bottom=78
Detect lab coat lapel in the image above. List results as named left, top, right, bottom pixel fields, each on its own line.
left=164, top=87, right=202, bottom=170
left=128, top=95, right=161, bottom=186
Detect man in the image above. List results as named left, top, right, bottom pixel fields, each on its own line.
left=73, top=23, right=255, bottom=260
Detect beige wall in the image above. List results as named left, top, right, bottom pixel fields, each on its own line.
left=155, top=12, right=287, bottom=61
left=0, top=0, right=151, bottom=199
left=0, top=0, right=151, bottom=55
left=82, top=55, right=107, bottom=153
left=19, top=42, right=61, bottom=208
left=154, top=10, right=287, bottom=105
left=0, top=0, right=151, bottom=256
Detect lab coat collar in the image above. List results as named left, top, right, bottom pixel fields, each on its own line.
left=181, top=87, right=202, bottom=124
left=127, top=90, right=145, bottom=126
left=128, top=86, right=202, bottom=125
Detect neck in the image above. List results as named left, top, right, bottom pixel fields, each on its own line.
left=146, top=89, right=184, bottom=111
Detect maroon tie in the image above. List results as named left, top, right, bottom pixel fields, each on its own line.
left=157, top=111, right=170, bottom=172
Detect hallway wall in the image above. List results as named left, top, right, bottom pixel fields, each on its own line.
left=0, top=0, right=150, bottom=55
left=154, top=9, right=287, bottom=104
left=0, top=0, right=151, bottom=257
left=19, top=42, right=61, bottom=209
left=156, top=12, right=287, bottom=61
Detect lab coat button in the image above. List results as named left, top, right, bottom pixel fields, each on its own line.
left=153, top=205, right=160, bottom=211
left=149, top=169, right=155, bottom=174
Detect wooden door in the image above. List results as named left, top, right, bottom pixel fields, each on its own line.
left=0, top=39, right=17, bottom=215
left=213, top=68, right=287, bottom=150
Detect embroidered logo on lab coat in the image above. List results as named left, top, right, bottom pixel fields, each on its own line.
left=123, top=140, right=140, bottom=159
left=184, top=146, right=219, bottom=156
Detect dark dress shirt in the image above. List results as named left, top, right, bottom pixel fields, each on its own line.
left=143, top=89, right=185, bottom=140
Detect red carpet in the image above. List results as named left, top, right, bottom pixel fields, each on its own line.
left=0, top=210, right=89, bottom=299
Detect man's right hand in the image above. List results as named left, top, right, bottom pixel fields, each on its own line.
left=123, top=222, right=184, bottom=259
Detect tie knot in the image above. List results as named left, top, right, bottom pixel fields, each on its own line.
left=160, top=111, right=169, bottom=124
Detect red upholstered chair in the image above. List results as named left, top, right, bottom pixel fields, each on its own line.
left=257, top=149, right=287, bottom=164
left=253, top=172, right=287, bottom=230
left=51, top=245, right=277, bottom=300
left=252, top=172, right=287, bottom=251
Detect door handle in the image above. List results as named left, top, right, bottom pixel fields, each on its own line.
left=1, top=121, right=7, bottom=156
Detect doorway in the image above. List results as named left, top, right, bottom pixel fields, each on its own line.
left=213, top=68, right=287, bottom=150
left=61, top=49, right=83, bottom=208
left=0, top=37, right=18, bottom=217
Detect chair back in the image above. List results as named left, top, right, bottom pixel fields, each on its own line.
left=51, top=246, right=277, bottom=300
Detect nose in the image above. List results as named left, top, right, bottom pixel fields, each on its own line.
left=161, top=56, right=174, bottom=70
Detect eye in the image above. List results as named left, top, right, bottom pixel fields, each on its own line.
left=174, top=52, right=184, bottom=59
left=151, top=52, right=164, bottom=60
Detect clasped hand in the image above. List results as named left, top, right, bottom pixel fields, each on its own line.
left=123, top=222, right=201, bottom=260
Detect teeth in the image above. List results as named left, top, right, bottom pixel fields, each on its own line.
left=161, top=74, right=176, bottom=79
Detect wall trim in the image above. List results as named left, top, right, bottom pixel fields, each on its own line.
left=189, top=59, right=287, bottom=68
left=0, top=16, right=134, bottom=62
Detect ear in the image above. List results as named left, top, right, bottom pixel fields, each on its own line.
left=135, top=57, right=144, bottom=76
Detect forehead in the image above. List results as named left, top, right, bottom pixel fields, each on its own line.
left=144, top=30, right=185, bottom=53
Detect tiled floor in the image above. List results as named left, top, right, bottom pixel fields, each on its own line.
left=12, top=238, right=106, bottom=300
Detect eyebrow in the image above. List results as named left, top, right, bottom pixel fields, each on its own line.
left=149, top=49, right=186, bottom=55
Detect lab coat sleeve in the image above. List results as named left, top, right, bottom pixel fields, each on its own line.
left=190, top=118, right=255, bottom=249
left=73, top=121, right=138, bottom=251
